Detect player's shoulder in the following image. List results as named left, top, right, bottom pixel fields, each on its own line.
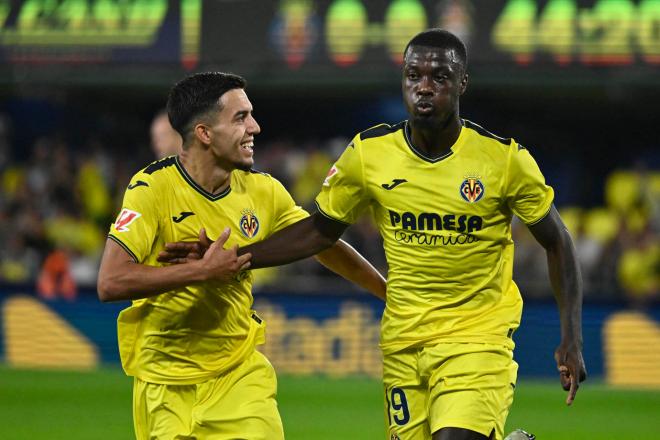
left=140, top=155, right=178, bottom=176
left=462, top=119, right=515, bottom=148
left=242, top=168, right=273, bottom=181
left=357, top=121, right=406, bottom=142
left=133, top=155, right=179, bottom=183
left=235, top=169, right=292, bottom=199
left=126, top=156, right=178, bottom=191
left=234, top=168, right=278, bottom=189
left=461, top=119, right=534, bottom=164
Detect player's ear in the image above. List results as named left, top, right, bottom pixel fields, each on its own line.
left=194, top=123, right=211, bottom=145
left=459, top=72, right=468, bottom=95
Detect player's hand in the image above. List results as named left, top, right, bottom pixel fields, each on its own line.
left=158, top=228, right=213, bottom=264
left=554, top=340, right=587, bottom=406
left=196, top=227, right=251, bottom=281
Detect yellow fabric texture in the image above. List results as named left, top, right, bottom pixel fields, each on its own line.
left=316, top=120, right=553, bottom=355
left=132, top=351, right=284, bottom=440
left=383, top=343, right=517, bottom=440
left=109, top=156, right=308, bottom=384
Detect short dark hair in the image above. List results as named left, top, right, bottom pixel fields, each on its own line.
left=404, top=29, right=467, bottom=70
left=167, top=72, right=247, bottom=142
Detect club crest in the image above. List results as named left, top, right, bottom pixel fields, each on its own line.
left=460, top=175, right=484, bottom=203
left=239, top=208, right=260, bottom=238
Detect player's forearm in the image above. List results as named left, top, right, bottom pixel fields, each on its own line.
left=239, top=213, right=343, bottom=269
left=315, top=240, right=387, bottom=300
left=98, top=260, right=208, bottom=302
left=546, top=228, right=584, bottom=346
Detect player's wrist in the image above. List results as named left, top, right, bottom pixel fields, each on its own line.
left=187, top=259, right=210, bottom=283
left=559, top=336, right=583, bottom=351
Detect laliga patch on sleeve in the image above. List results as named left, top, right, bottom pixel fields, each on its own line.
left=323, top=164, right=337, bottom=186
left=114, top=208, right=142, bottom=232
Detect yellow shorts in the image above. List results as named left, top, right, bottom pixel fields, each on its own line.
left=133, top=350, right=284, bottom=440
left=383, top=342, right=518, bottom=440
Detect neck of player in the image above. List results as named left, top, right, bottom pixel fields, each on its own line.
left=179, top=149, right=232, bottom=195
left=409, top=113, right=462, bottom=159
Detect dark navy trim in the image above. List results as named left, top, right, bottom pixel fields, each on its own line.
left=143, top=156, right=177, bottom=175
left=525, top=203, right=554, bottom=226
left=359, top=121, right=405, bottom=141
left=403, top=121, right=454, bottom=164
left=174, top=156, right=232, bottom=201
left=463, top=119, right=511, bottom=145
left=108, top=234, right=139, bottom=263
left=314, top=201, right=352, bottom=226
left=127, top=180, right=149, bottom=190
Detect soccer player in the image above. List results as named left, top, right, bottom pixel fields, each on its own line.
left=97, top=72, right=386, bottom=440
left=161, top=30, right=586, bottom=440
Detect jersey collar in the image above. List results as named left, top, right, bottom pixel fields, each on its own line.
left=174, top=156, right=232, bottom=201
left=403, top=119, right=465, bottom=164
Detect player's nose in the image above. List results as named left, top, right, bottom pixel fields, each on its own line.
left=247, top=115, right=261, bottom=135
left=417, top=76, right=433, bottom=95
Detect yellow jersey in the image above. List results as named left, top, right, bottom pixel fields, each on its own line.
left=316, top=120, right=553, bottom=354
left=109, top=156, right=307, bottom=384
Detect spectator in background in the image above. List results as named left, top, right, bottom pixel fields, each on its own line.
left=150, top=109, right=182, bottom=159
left=618, top=227, right=659, bottom=307
left=37, top=248, right=77, bottom=301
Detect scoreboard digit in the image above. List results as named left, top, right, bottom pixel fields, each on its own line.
left=492, top=0, right=660, bottom=65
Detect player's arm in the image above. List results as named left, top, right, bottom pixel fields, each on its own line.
left=238, top=211, right=345, bottom=267
left=528, top=205, right=587, bottom=405
left=240, top=137, right=369, bottom=269
left=238, top=211, right=387, bottom=299
left=98, top=228, right=251, bottom=302
left=314, top=240, right=386, bottom=301
left=158, top=213, right=351, bottom=268
left=158, top=216, right=386, bottom=300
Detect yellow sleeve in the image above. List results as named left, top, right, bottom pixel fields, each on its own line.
left=505, top=143, right=554, bottom=225
left=269, top=177, right=309, bottom=234
left=314, top=136, right=370, bottom=224
left=108, top=175, right=159, bottom=262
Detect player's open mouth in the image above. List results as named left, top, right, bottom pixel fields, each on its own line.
left=415, top=102, right=434, bottom=114
left=241, top=141, right=254, bottom=152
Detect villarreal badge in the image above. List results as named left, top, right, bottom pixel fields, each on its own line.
left=390, top=433, right=401, bottom=440
left=239, top=208, right=260, bottom=238
left=460, top=174, right=485, bottom=203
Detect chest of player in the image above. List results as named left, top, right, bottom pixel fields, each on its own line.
left=159, top=187, right=269, bottom=248
left=363, top=147, right=513, bottom=239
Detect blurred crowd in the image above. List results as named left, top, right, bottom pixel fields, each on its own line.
left=512, top=167, right=660, bottom=305
left=0, top=111, right=657, bottom=305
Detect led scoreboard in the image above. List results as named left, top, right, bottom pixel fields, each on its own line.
left=492, top=0, right=660, bottom=65
left=0, top=0, right=657, bottom=85
left=263, top=0, right=660, bottom=69
left=0, top=0, right=200, bottom=67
